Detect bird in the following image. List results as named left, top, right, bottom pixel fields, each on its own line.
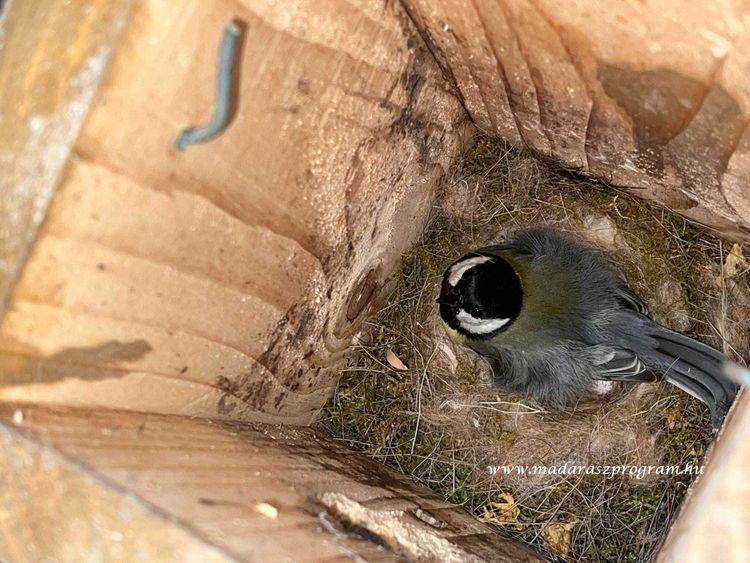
left=437, top=226, right=738, bottom=428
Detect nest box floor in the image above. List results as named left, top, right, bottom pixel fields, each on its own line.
left=318, top=137, right=750, bottom=562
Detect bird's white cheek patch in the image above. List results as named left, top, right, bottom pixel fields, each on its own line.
left=456, top=309, right=510, bottom=334
left=448, top=256, right=493, bottom=286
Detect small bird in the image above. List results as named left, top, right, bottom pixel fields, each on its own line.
left=437, top=226, right=737, bottom=428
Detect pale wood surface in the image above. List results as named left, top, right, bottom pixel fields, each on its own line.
left=0, top=416, right=231, bottom=563
left=403, top=0, right=750, bottom=242
left=658, top=390, right=749, bottom=563
left=0, top=0, right=133, bottom=317
left=0, top=0, right=471, bottom=423
left=0, top=404, right=544, bottom=562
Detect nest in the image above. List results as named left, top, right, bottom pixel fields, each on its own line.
left=318, top=136, right=750, bottom=562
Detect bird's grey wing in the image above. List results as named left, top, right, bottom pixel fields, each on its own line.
left=586, top=345, right=658, bottom=382
left=615, top=286, right=649, bottom=316
left=476, top=242, right=531, bottom=258
left=611, top=268, right=650, bottom=316
left=621, top=319, right=738, bottom=428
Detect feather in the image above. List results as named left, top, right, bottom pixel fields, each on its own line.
left=440, top=226, right=738, bottom=429
left=622, top=321, right=738, bottom=427
left=615, top=286, right=649, bottom=316
left=589, top=346, right=655, bottom=381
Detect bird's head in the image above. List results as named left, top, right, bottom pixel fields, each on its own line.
left=438, top=253, right=523, bottom=339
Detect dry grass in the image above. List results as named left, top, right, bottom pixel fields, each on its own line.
left=317, top=136, right=750, bottom=562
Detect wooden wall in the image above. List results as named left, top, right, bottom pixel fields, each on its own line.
left=0, top=0, right=132, bottom=323
left=0, top=0, right=471, bottom=424
left=0, top=404, right=543, bottom=562
left=657, top=390, right=750, bottom=563
left=403, top=0, right=750, bottom=243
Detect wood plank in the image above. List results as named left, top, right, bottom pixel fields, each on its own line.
left=0, top=0, right=133, bottom=318
left=658, top=390, right=750, bottom=563
left=0, top=0, right=471, bottom=422
left=0, top=414, right=232, bottom=562
left=403, top=0, right=750, bottom=242
left=0, top=404, right=544, bottom=562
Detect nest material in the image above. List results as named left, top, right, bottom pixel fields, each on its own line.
left=318, top=137, right=750, bottom=562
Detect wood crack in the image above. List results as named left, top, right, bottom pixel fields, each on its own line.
left=495, top=0, right=554, bottom=151
left=469, top=0, right=524, bottom=144
left=397, top=0, right=475, bottom=126
left=526, top=0, right=593, bottom=170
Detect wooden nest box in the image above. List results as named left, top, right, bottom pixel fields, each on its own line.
left=1, top=1, right=748, bottom=561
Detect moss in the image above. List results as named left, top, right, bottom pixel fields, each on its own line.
left=454, top=356, right=483, bottom=384
left=494, top=428, right=517, bottom=448
left=318, top=135, right=747, bottom=562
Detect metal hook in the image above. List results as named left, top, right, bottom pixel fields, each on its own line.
left=176, top=21, right=242, bottom=151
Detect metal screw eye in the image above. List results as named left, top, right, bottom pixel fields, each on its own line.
left=176, top=21, right=242, bottom=151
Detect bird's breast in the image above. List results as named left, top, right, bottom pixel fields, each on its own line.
left=441, top=320, right=469, bottom=347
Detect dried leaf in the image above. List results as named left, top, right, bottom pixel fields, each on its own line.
left=543, top=521, right=576, bottom=557
left=386, top=348, right=408, bottom=371
left=436, top=341, right=458, bottom=373
left=667, top=410, right=680, bottom=430
left=724, top=243, right=747, bottom=279
left=478, top=493, right=525, bottom=530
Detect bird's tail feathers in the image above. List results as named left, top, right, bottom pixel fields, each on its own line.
left=643, top=327, right=737, bottom=428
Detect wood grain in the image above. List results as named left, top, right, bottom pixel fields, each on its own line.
left=0, top=404, right=544, bottom=562
left=0, top=0, right=133, bottom=318
left=658, top=390, right=750, bottom=563
left=403, top=0, right=750, bottom=242
left=0, top=0, right=471, bottom=422
left=0, top=413, right=231, bottom=563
